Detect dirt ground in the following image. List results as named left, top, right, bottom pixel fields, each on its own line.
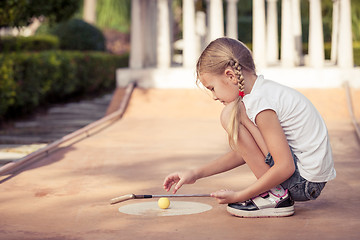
left=0, top=88, right=359, bottom=240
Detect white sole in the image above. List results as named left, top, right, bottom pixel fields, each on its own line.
left=226, top=205, right=295, bottom=218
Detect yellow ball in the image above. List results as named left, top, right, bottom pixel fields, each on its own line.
left=158, top=197, right=170, bottom=209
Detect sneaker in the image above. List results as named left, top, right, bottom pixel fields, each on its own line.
left=226, top=189, right=295, bottom=218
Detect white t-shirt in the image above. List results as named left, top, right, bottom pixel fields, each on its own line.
left=242, top=75, right=336, bottom=182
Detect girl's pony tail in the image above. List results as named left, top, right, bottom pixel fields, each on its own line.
left=227, top=97, right=243, bottom=150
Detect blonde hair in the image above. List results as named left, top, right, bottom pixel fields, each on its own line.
left=196, top=37, right=256, bottom=149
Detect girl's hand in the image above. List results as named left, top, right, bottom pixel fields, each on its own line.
left=163, top=170, right=198, bottom=194
left=211, top=189, right=241, bottom=204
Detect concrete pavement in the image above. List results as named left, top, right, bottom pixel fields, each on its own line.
left=0, top=88, right=359, bottom=240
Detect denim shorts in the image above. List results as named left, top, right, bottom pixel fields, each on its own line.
left=265, top=150, right=327, bottom=201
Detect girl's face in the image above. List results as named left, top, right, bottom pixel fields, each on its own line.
left=199, top=69, right=239, bottom=105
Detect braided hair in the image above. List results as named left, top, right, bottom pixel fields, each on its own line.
left=229, top=59, right=245, bottom=96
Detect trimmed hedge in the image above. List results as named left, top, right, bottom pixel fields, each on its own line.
left=52, top=19, right=106, bottom=51
left=0, top=35, right=59, bottom=52
left=36, top=19, right=106, bottom=51
left=0, top=51, right=128, bottom=120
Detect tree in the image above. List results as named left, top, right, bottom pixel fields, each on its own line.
left=96, top=0, right=130, bottom=33
left=0, top=0, right=80, bottom=28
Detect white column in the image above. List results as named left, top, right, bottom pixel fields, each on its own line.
left=253, top=0, right=267, bottom=68
left=196, top=11, right=207, bottom=53
left=143, top=0, right=157, bottom=67
left=208, top=0, right=224, bottom=42
left=205, top=0, right=211, bottom=44
left=331, top=0, right=339, bottom=64
left=338, top=0, right=353, bottom=68
left=183, top=0, right=197, bottom=67
left=292, top=0, right=303, bottom=65
left=308, top=0, right=324, bottom=68
left=156, top=0, right=171, bottom=68
left=281, top=0, right=294, bottom=67
left=83, top=0, right=97, bottom=24
left=130, top=0, right=144, bottom=69
left=226, top=0, right=239, bottom=39
left=169, top=0, right=174, bottom=63
left=266, top=0, right=279, bottom=65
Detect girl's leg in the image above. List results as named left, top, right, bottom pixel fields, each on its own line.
left=227, top=115, right=294, bottom=217
left=236, top=123, right=270, bottom=179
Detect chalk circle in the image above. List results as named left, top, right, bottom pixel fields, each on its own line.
left=118, top=201, right=212, bottom=216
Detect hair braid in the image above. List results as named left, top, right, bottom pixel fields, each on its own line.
left=229, top=59, right=245, bottom=95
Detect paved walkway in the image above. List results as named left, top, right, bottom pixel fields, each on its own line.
left=0, top=88, right=359, bottom=240
left=0, top=93, right=113, bottom=166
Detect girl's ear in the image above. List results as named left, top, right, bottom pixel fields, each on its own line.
left=224, top=68, right=238, bottom=84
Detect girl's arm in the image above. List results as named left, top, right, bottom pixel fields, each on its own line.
left=212, top=109, right=296, bottom=204
left=254, top=109, right=296, bottom=186
left=163, top=150, right=245, bottom=194
left=194, top=150, right=245, bottom=179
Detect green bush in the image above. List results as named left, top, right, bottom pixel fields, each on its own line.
left=237, top=17, right=252, bottom=43
left=0, top=57, right=17, bottom=116
left=353, top=42, right=360, bottom=66
left=0, top=35, right=59, bottom=52
left=48, top=18, right=106, bottom=51
left=0, top=51, right=128, bottom=120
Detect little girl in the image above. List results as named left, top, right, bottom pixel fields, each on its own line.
left=163, top=37, right=336, bottom=218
